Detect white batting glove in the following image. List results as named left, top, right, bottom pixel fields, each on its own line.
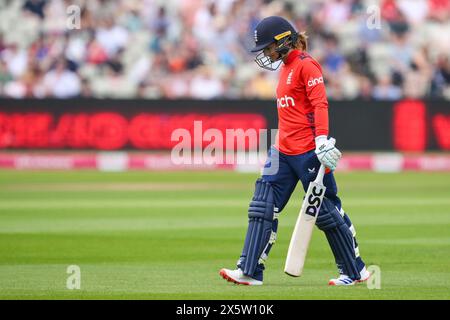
left=314, top=136, right=342, bottom=171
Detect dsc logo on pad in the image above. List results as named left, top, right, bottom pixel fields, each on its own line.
left=277, top=95, right=296, bottom=108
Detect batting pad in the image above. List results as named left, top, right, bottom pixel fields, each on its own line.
left=316, top=198, right=360, bottom=280
left=240, top=179, right=276, bottom=277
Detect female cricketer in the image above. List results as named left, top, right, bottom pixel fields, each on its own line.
left=219, top=16, right=371, bottom=286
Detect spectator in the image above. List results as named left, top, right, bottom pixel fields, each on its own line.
left=397, top=0, right=429, bottom=25
left=431, top=54, right=450, bottom=97
left=4, top=79, right=27, bottom=98
left=189, top=66, right=224, bottom=99
left=372, top=74, right=402, bottom=100
left=428, top=0, right=450, bottom=22
left=79, top=78, right=93, bottom=98
left=43, top=59, right=81, bottom=98
left=0, top=34, right=7, bottom=54
left=23, top=0, right=47, bottom=19
left=163, top=74, right=190, bottom=99
left=321, top=0, right=351, bottom=30
left=151, top=7, right=171, bottom=36
left=389, top=29, right=414, bottom=76
left=338, top=62, right=361, bottom=99
left=2, top=43, right=28, bottom=79
left=247, top=71, right=276, bottom=99
left=357, top=76, right=374, bottom=100
left=381, top=0, right=402, bottom=24
left=96, top=17, right=129, bottom=57
left=0, top=60, right=13, bottom=95
left=403, top=70, right=430, bottom=99
left=323, top=33, right=345, bottom=74
left=193, top=2, right=217, bottom=44
left=86, top=37, right=108, bottom=65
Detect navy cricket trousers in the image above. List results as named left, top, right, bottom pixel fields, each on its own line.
left=261, top=146, right=342, bottom=213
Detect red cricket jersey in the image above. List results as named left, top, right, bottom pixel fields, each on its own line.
left=274, top=49, right=329, bottom=155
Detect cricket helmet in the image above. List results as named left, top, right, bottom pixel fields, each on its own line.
left=251, top=16, right=298, bottom=70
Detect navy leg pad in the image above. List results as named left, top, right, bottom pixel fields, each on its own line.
left=240, top=178, right=275, bottom=277
left=316, top=198, right=360, bottom=280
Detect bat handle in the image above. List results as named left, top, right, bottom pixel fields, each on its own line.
left=314, top=164, right=326, bottom=184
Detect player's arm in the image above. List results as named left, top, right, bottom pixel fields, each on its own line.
left=302, top=60, right=329, bottom=138
left=301, top=60, right=341, bottom=170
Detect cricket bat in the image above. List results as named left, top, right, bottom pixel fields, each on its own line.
left=284, top=163, right=327, bottom=277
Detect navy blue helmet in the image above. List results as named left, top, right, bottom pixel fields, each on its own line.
left=251, top=16, right=298, bottom=71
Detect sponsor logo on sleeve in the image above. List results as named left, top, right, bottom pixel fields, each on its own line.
left=307, top=77, right=324, bottom=87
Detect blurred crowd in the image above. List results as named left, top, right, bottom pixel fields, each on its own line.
left=0, top=0, right=449, bottom=100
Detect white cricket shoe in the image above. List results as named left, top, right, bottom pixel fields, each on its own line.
left=328, top=275, right=356, bottom=286
left=328, top=267, right=372, bottom=286
left=356, top=266, right=372, bottom=283
left=219, top=268, right=263, bottom=286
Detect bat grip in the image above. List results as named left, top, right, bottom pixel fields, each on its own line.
left=314, top=164, right=326, bottom=184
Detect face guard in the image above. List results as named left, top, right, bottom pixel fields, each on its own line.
left=253, top=31, right=298, bottom=71
left=254, top=51, right=283, bottom=71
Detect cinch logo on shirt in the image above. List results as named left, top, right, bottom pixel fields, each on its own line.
left=308, top=77, right=323, bottom=87
left=277, top=95, right=295, bottom=108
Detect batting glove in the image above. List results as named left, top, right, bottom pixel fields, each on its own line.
left=314, top=136, right=342, bottom=171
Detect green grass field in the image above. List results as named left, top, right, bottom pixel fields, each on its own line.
left=0, top=169, right=449, bottom=300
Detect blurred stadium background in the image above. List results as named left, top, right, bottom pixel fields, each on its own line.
left=1, top=0, right=450, bottom=100
left=0, top=0, right=448, bottom=169
left=0, top=0, right=449, bottom=300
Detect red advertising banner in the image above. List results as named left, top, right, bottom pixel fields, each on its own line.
left=392, top=99, right=449, bottom=151
left=0, top=112, right=267, bottom=150
left=0, top=98, right=448, bottom=151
